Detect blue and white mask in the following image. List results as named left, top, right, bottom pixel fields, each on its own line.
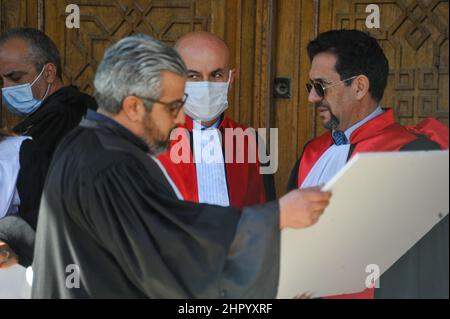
left=2, top=66, right=50, bottom=117
left=184, top=70, right=232, bottom=122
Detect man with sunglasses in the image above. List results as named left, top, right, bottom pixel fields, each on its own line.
left=158, top=31, right=275, bottom=209
left=31, top=34, right=331, bottom=298
left=287, top=29, right=448, bottom=299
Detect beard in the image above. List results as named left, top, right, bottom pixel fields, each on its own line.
left=324, top=113, right=340, bottom=130
left=143, top=114, right=174, bottom=156
left=147, top=128, right=172, bottom=156
left=315, top=102, right=340, bottom=130
left=149, top=138, right=170, bottom=156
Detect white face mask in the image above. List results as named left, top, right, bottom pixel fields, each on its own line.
left=184, top=71, right=232, bottom=122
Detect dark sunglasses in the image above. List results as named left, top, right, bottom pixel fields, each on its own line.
left=306, top=76, right=357, bottom=98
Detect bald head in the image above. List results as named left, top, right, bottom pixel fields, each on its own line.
left=175, top=31, right=230, bottom=65
left=174, top=31, right=235, bottom=126
left=175, top=31, right=228, bottom=49
left=174, top=31, right=232, bottom=83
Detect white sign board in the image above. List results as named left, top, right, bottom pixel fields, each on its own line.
left=277, top=151, right=449, bottom=298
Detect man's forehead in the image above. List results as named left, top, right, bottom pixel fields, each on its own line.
left=309, top=52, right=338, bottom=80
left=176, top=36, right=230, bottom=71
left=0, top=38, right=34, bottom=71
left=0, top=58, right=34, bottom=75
left=0, top=38, right=30, bottom=58
left=179, top=47, right=229, bottom=73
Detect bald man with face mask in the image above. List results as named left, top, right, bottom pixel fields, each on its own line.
left=158, top=31, right=276, bottom=208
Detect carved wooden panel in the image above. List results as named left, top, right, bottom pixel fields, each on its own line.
left=44, top=0, right=215, bottom=94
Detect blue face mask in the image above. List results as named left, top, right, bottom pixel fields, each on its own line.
left=2, top=66, right=50, bottom=117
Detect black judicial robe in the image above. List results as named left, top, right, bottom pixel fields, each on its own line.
left=1, top=86, right=95, bottom=267
left=31, top=111, right=280, bottom=298
left=16, top=140, right=49, bottom=230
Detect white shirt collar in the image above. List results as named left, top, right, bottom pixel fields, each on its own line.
left=193, top=115, right=223, bottom=130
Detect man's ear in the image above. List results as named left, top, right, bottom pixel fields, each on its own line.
left=122, top=96, right=142, bottom=122
left=354, top=75, right=370, bottom=101
left=229, top=68, right=236, bottom=85
left=43, top=63, right=58, bottom=84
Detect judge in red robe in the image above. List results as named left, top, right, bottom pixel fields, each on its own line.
left=287, top=29, right=448, bottom=299
left=158, top=115, right=275, bottom=207
left=157, top=31, right=275, bottom=208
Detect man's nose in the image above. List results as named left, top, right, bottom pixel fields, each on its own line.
left=1, top=79, right=14, bottom=88
left=308, top=87, right=323, bottom=104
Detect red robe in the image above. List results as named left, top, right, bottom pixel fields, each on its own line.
left=157, top=116, right=267, bottom=208
left=295, top=108, right=447, bottom=299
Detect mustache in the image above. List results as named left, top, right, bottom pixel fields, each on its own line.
left=312, top=103, right=340, bottom=130
left=314, top=103, right=330, bottom=110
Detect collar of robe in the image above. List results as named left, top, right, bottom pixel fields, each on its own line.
left=13, top=85, right=82, bottom=132
left=82, top=110, right=150, bottom=153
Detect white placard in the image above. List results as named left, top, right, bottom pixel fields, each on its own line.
left=277, top=150, right=449, bottom=298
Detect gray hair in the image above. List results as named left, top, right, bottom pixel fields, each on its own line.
left=94, top=34, right=187, bottom=114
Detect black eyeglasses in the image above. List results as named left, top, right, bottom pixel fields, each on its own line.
left=139, top=93, right=188, bottom=117
left=306, top=76, right=357, bottom=98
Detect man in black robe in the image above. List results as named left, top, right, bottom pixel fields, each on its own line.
left=31, top=34, right=331, bottom=298
left=0, top=27, right=97, bottom=159
left=0, top=28, right=97, bottom=269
